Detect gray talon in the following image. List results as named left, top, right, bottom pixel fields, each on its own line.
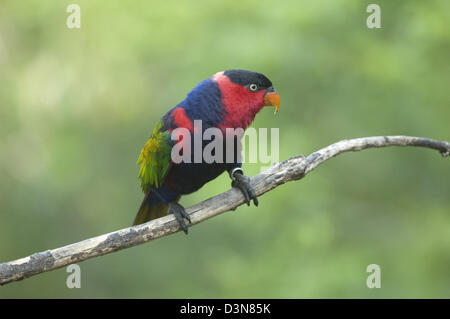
left=169, top=202, right=190, bottom=235
left=231, top=173, right=259, bottom=207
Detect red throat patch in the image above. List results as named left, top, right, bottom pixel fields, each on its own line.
left=213, top=72, right=266, bottom=130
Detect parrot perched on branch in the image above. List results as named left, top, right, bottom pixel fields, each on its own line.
left=134, top=70, right=280, bottom=233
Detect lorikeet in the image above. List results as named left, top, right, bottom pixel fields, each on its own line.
left=134, top=70, right=280, bottom=233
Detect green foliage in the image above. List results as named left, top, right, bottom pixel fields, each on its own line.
left=0, top=0, right=449, bottom=298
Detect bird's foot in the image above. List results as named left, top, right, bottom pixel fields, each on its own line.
left=231, top=170, right=259, bottom=207
left=169, top=202, right=191, bottom=235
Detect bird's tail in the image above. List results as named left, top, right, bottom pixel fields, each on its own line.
left=133, top=191, right=169, bottom=226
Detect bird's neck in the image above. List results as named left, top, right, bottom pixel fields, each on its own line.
left=219, top=100, right=263, bottom=130
left=180, top=76, right=264, bottom=131
left=214, top=74, right=265, bottom=130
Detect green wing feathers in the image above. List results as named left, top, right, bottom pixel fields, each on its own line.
left=137, top=121, right=172, bottom=193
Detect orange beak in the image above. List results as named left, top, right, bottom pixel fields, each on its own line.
left=264, top=87, right=280, bottom=114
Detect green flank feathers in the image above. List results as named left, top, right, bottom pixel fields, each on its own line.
left=137, top=121, right=172, bottom=192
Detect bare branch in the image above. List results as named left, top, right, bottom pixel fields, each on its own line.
left=1, top=135, right=448, bottom=285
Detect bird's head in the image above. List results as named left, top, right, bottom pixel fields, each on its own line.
left=212, top=69, right=280, bottom=129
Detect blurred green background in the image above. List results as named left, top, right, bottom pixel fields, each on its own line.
left=0, top=0, right=449, bottom=298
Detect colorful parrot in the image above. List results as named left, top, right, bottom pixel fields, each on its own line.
left=134, top=70, right=280, bottom=233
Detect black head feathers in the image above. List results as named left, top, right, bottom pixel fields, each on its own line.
left=224, top=69, right=273, bottom=90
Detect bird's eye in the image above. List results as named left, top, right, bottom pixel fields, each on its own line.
left=249, top=84, right=258, bottom=91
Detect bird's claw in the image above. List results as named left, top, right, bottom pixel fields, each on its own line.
left=231, top=173, right=259, bottom=207
left=169, top=202, right=191, bottom=235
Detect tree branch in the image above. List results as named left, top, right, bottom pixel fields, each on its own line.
left=1, top=135, right=449, bottom=285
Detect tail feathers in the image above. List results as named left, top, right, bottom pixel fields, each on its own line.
left=133, top=192, right=169, bottom=226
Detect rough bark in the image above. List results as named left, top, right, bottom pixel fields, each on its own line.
left=0, top=135, right=449, bottom=285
